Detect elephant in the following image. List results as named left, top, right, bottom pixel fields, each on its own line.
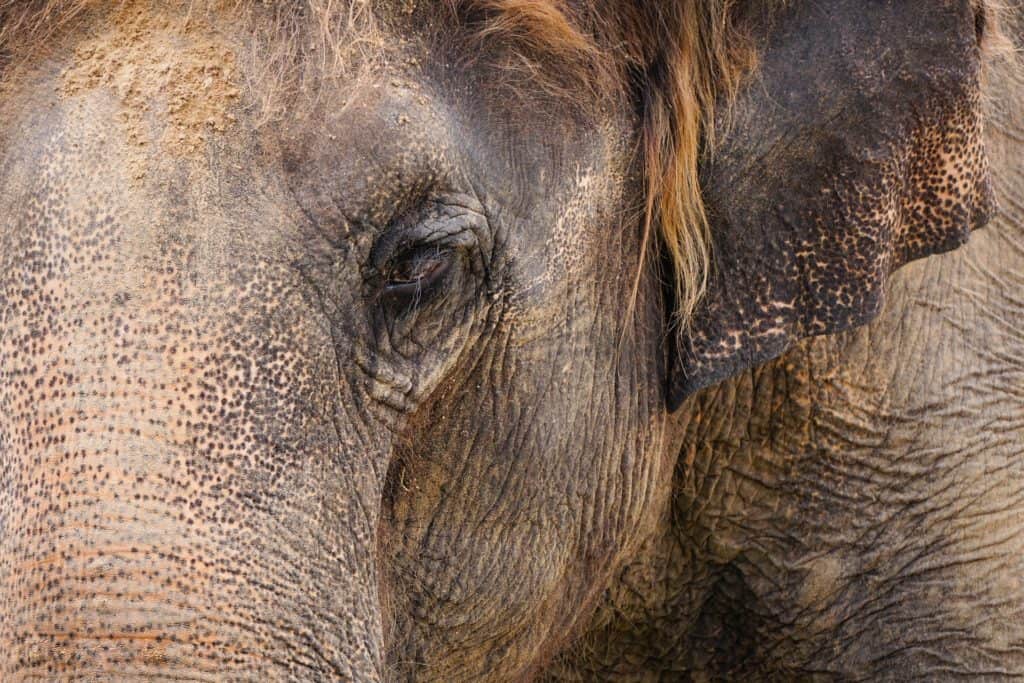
left=1, top=0, right=1022, bottom=679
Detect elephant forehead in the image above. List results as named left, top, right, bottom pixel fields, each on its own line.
left=58, top=2, right=242, bottom=179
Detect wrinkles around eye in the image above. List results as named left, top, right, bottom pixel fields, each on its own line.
left=368, top=192, right=491, bottom=280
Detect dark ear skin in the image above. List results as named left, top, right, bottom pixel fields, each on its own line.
left=667, top=0, right=995, bottom=409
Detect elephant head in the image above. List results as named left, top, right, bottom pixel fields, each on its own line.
left=0, top=0, right=1010, bottom=679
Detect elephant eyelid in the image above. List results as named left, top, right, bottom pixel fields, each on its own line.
left=369, top=194, right=486, bottom=266
left=366, top=194, right=491, bottom=315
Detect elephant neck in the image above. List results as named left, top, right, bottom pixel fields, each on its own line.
left=544, top=27, right=1024, bottom=679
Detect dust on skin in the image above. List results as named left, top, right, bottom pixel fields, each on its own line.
left=797, top=553, right=844, bottom=611
left=60, top=1, right=240, bottom=180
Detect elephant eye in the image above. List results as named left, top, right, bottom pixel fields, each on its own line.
left=383, top=244, right=454, bottom=307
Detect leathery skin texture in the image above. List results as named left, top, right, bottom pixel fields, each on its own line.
left=548, top=16, right=1024, bottom=680
left=0, top=4, right=667, bottom=678
left=1, top=0, right=1022, bottom=680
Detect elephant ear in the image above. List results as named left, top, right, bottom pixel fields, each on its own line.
left=666, top=0, right=997, bottom=408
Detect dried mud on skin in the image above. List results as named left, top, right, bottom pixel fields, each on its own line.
left=61, top=2, right=241, bottom=180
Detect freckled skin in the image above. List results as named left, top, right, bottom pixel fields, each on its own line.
left=0, top=85, right=389, bottom=677
left=1, top=1, right=1023, bottom=681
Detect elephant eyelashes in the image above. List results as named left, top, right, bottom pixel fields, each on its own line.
left=382, top=244, right=455, bottom=308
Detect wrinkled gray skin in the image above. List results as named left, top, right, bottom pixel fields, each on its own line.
left=1, top=1, right=1023, bottom=680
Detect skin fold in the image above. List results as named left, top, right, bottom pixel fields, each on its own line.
left=0, top=0, right=1021, bottom=680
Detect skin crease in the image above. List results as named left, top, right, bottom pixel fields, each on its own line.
left=0, top=1, right=1020, bottom=682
